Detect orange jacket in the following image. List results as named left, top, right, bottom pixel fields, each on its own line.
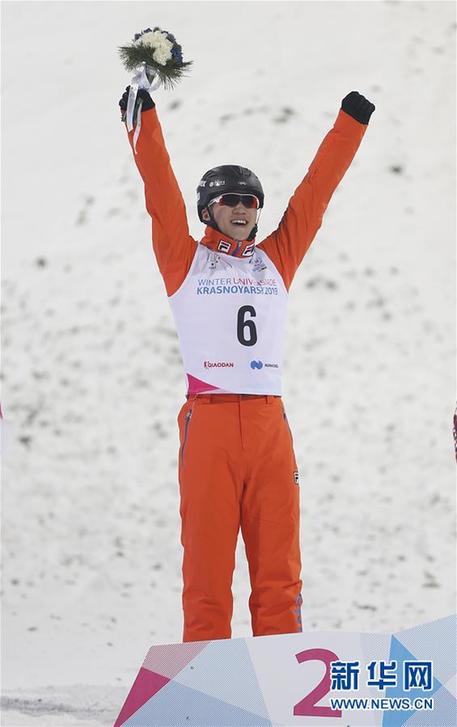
left=127, top=107, right=367, bottom=295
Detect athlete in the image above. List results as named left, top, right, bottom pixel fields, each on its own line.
left=119, top=87, right=375, bottom=642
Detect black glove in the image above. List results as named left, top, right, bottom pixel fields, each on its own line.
left=119, top=86, right=155, bottom=122
left=341, top=91, right=375, bottom=125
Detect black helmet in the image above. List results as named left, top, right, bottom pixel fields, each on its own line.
left=197, top=165, right=264, bottom=223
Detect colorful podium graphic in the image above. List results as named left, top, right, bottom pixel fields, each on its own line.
left=113, top=616, right=456, bottom=726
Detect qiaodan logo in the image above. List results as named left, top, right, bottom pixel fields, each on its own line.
left=204, top=361, right=234, bottom=369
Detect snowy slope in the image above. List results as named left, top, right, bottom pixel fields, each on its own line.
left=1, top=1, right=455, bottom=725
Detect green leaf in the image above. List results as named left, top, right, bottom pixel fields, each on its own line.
left=118, top=44, right=192, bottom=90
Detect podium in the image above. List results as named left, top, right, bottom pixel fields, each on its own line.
left=113, top=616, right=456, bottom=726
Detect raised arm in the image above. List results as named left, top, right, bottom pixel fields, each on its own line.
left=120, top=89, right=197, bottom=296
left=257, top=92, right=375, bottom=290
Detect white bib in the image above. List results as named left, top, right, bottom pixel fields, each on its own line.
left=168, top=243, right=289, bottom=395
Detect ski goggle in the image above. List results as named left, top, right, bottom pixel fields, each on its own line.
left=209, top=193, right=260, bottom=210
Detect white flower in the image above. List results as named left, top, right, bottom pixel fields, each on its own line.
left=136, top=29, right=173, bottom=65
left=153, top=51, right=171, bottom=66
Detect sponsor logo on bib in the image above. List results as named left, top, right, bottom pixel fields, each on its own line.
left=250, top=360, right=279, bottom=370
left=204, top=361, right=235, bottom=369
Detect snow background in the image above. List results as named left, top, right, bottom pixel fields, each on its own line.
left=1, top=0, right=455, bottom=724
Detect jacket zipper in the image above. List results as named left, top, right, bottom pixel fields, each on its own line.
left=180, top=408, right=193, bottom=465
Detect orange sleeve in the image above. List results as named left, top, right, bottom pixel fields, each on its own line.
left=257, top=110, right=368, bottom=290
left=127, top=108, right=197, bottom=296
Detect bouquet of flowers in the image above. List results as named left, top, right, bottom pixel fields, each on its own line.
left=119, top=27, right=191, bottom=89
left=119, top=27, right=192, bottom=148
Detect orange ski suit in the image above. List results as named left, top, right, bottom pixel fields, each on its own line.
left=126, top=105, right=367, bottom=642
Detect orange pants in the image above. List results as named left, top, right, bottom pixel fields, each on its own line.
left=177, top=393, right=303, bottom=642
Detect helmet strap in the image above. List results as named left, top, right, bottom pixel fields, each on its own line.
left=247, top=209, right=262, bottom=241
left=247, top=225, right=257, bottom=242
